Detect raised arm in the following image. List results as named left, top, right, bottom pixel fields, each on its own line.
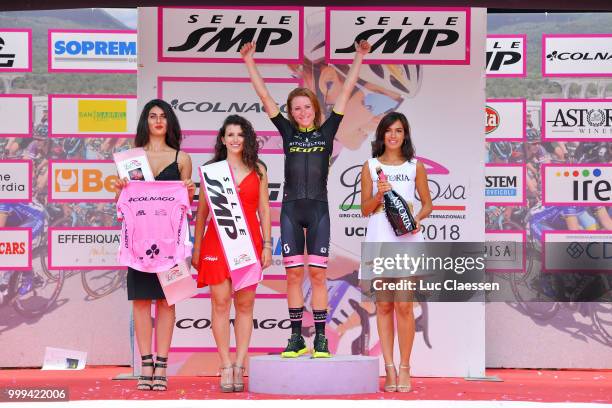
left=240, top=42, right=279, bottom=118
left=333, top=40, right=371, bottom=114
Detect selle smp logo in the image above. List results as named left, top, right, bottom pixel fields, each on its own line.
left=486, top=35, right=525, bottom=76
left=327, top=8, right=469, bottom=64
left=159, top=7, right=303, bottom=62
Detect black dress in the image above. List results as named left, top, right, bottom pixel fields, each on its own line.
left=126, top=150, right=181, bottom=300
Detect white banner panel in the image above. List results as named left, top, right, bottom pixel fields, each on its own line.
left=485, top=230, right=526, bottom=273
left=542, top=164, right=611, bottom=206
left=543, top=34, right=612, bottom=77
left=158, top=7, right=303, bottom=63
left=486, top=35, right=526, bottom=77
left=485, top=164, right=526, bottom=206
left=0, top=94, right=32, bottom=137
left=0, top=29, right=32, bottom=72
left=542, top=99, right=612, bottom=142
left=49, top=160, right=118, bottom=202
left=139, top=6, right=487, bottom=378
left=48, top=94, right=137, bottom=138
left=48, top=30, right=137, bottom=73
left=485, top=99, right=526, bottom=141
left=326, top=7, right=470, bottom=64
left=158, top=77, right=300, bottom=135
left=0, top=228, right=31, bottom=270
left=543, top=231, right=612, bottom=273
left=48, top=227, right=123, bottom=270
left=171, top=295, right=288, bottom=350
left=0, top=160, right=31, bottom=202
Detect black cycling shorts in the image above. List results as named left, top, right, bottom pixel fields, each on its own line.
left=280, top=199, right=330, bottom=269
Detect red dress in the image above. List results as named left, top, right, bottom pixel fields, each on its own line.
left=197, top=170, right=263, bottom=288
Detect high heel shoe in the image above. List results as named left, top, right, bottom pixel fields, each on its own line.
left=219, top=365, right=234, bottom=393
left=397, top=364, right=412, bottom=393
left=137, top=354, right=154, bottom=391
left=233, top=364, right=245, bottom=392
left=384, top=363, right=397, bottom=392
left=152, top=356, right=168, bottom=391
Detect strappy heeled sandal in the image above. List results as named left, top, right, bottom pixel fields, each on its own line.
left=137, top=354, right=154, bottom=391
left=220, top=365, right=234, bottom=393
left=152, top=356, right=168, bottom=391
left=397, top=364, right=412, bottom=393
left=233, top=364, right=245, bottom=392
left=384, top=363, right=397, bottom=392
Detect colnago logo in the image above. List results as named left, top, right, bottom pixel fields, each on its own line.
left=543, top=35, right=612, bottom=77
left=49, top=30, right=137, bottom=72
left=546, top=50, right=612, bottom=62
left=543, top=100, right=612, bottom=140
left=327, top=8, right=469, bottom=63
left=127, top=196, right=175, bottom=202
left=176, top=317, right=291, bottom=330
left=159, top=7, right=303, bottom=62
left=486, top=35, right=525, bottom=76
left=485, top=106, right=500, bottom=134
left=170, top=98, right=287, bottom=114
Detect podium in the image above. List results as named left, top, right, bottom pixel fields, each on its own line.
left=248, top=355, right=379, bottom=395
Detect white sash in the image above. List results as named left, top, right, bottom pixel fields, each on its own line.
left=199, top=161, right=262, bottom=291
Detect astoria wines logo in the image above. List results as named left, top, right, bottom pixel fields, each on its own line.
left=542, top=99, right=612, bottom=141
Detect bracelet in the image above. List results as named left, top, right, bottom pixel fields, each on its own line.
left=263, top=239, right=272, bottom=244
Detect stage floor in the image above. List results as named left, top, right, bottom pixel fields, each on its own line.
left=0, top=367, right=610, bottom=406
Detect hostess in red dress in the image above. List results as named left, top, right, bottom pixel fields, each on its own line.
left=197, top=170, right=263, bottom=288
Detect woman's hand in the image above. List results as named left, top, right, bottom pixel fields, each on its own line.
left=113, top=177, right=129, bottom=193
left=376, top=179, right=392, bottom=195
left=412, top=219, right=421, bottom=234
left=191, top=248, right=200, bottom=270
left=240, top=41, right=256, bottom=61
left=261, top=247, right=272, bottom=269
left=355, top=40, right=372, bottom=56
left=183, top=178, right=196, bottom=198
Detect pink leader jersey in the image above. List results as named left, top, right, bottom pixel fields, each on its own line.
left=117, top=181, right=192, bottom=273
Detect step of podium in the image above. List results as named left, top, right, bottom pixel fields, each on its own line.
left=248, top=354, right=379, bottom=395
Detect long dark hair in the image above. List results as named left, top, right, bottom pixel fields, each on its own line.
left=371, top=111, right=415, bottom=161
left=208, top=115, right=263, bottom=178
left=135, top=99, right=182, bottom=150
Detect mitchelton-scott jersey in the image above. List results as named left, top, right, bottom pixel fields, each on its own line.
left=271, top=111, right=343, bottom=202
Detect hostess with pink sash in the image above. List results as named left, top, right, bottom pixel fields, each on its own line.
left=199, top=161, right=263, bottom=291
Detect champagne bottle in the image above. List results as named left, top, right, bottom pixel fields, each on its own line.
left=376, top=166, right=417, bottom=236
